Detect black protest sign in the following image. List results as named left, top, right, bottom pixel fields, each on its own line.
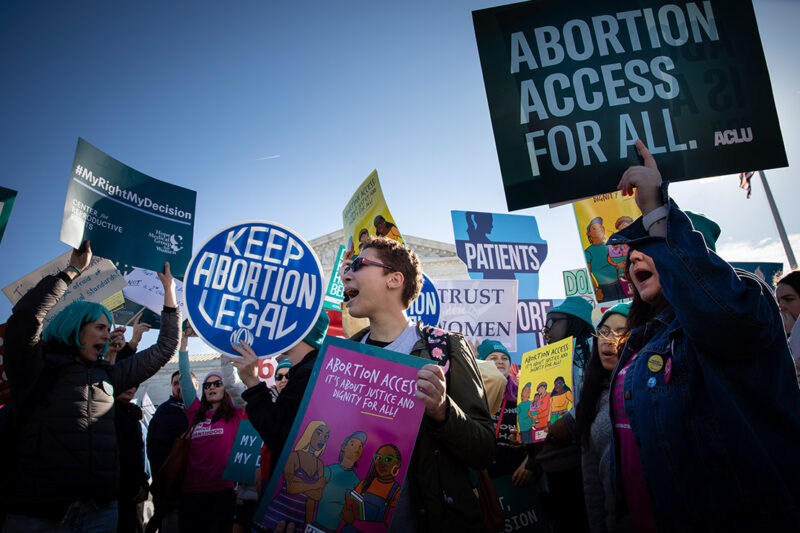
left=473, top=0, right=787, bottom=210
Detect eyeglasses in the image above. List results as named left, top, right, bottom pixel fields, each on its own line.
left=275, top=372, right=289, bottom=382
left=203, top=380, right=223, bottom=390
left=373, top=453, right=399, bottom=465
left=344, top=256, right=396, bottom=274
left=593, top=326, right=629, bottom=343
left=542, top=317, right=567, bottom=335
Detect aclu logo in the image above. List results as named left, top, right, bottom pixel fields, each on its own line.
left=714, top=127, right=753, bottom=146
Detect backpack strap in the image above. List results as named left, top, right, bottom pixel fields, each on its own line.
left=420, top=325, right=451, bottom=377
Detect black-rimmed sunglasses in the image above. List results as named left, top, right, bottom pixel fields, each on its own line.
left=275, top=372, right=289, bottom=382
left=203, top=380, right=223, bottom=390
left=344, top=256, right=396, bottom=274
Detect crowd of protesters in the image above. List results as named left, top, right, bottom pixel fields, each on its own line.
left=1, top=141, right=800, bottom=532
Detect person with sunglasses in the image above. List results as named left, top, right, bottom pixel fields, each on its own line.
left=606, top=140, right=800, bottom=529
left=274, top=359, right=292, bottom=396
left=574, top=303, right=630, bottom=533
left=177, top=346, right=245, bottom=533
left=538, top=296, right=594, bottom=533
left=340, top=236, right=493, bottom=533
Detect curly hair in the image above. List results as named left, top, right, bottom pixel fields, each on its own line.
left=361, top=236, right=423, bottom=308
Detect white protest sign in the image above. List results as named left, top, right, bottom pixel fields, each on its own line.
left=3, top=252, right=127, bottom=325
left=436, top=279, right=518, bottom=351
left=124, top=267, right=186, bottom=317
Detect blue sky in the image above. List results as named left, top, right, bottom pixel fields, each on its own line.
left=1, top=0, right=798, bottom=330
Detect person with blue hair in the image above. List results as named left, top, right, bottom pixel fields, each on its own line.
left=2, top=241, right=181, bottom=532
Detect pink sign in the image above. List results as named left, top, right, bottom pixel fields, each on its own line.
left=253, top=337, right=427, bottom=533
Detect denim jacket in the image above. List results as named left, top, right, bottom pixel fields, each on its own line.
left=606, top=184, right=800, bottom=531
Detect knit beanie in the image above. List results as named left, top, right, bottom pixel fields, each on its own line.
left=686, top=211, right=721, bottom=252
left=476, top=339, right=510, bottom=361
left=303, top=309, right=331, bottom=350
left=599, top=302, right=631, bottom=327
left=547, top=296, right=593, bottom=328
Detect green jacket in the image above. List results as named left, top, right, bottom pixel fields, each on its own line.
left=351, top=321, right=495, bottom=532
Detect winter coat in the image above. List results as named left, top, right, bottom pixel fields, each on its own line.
left=3, top=273, right=180, bottom=519
left=607, top=187, right=800, bottom=530
left=581, top=385, right=615, bottom=533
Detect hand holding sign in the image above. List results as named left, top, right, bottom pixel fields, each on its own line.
left=67, top=240, right=92, bottom=280
left=415, top=363, right=448, bottom=422
left=618, top=140, right=664, bottom=215
left=230, top=341, right=261, bottom=389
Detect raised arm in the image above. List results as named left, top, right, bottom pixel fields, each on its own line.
left=5, top=243, right=91, bottom=401
left=220, top=355, right=247, bottom=407
left=611, top=140, right=781, bottom=357
left=108, top=263, right=181, bottom=391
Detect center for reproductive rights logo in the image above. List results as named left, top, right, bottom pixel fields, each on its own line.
left=184, top=221, right=324, bottom=358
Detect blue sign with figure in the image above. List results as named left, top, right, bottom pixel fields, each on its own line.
left=406, top=274, right=440, bottom=326
left=184, top=221, right=324, bottom=358
left=452, top=210, right=549, bottom=363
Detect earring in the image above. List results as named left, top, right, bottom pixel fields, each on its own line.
left=391, top=465, right=399, bottom=476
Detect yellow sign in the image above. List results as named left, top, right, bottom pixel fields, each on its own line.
left=342, top=170, right=404, bottom=259
left=573, top=191, right=641, bottom=303
left=517, top=336, right=574, bottom=444
left=101, top=290, right=126, bottom=312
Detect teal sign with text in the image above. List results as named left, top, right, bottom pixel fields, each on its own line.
left=60, top=138, right=196, bottom=277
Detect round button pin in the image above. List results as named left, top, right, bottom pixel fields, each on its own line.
left=647, top=377, right=657, bottom=388
left=648, top=355, right=664, bottom=373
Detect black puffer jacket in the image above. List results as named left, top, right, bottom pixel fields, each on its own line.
left=3, top=273, right=179, bottom=519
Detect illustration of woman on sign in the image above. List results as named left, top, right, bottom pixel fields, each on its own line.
left=261, top=420, right=330, bottom=531
left=517, top=382, right=534, bottom=444
left=373, top=215, right=402, bottom=243
left=532, top=382, right=551, bottom=433
left=548, top=376, right=573, bottom=425
left=312, top=431, right=367, bottom=532
left=340, top=444, right=402, bottom=531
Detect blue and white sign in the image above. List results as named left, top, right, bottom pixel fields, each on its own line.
left=405, top=274, right=440, bottom=327
left=184, top=221, right=324, bottom=358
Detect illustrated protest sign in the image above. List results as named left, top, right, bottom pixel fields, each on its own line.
left=517, top=336, right=574, bottom=444
left=223, top=420, right=264, bottom=484
left=452, top=210, right=549, bottom=362
left=342, top=170, right=404, bottom=259
left=473, top=0, right=787, bottom=210
left=3, top=252, right=127, bottom=325
left=405, top=274, right=441, bottom=327
left=436, top=279, right=518, bottom=351
left=183, top=221, right=324, bottom=358
left=60, top=138, right=196, bottom=277
left=324, top=245, right=347, bottom=311
left=573, top=191, right=640, bottom=303
left=0, top=186, right=17, bottom=246
left=252, top=337, right=427, bottom=533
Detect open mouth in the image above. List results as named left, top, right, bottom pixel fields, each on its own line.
left=633, top=269, right=653, bottom=284
left=93, top=343, right=105, bottom=354
left=343, top=287, right=359, bottom=304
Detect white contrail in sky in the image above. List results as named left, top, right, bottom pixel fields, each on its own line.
left=255, top=154, right=280, bottom=160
